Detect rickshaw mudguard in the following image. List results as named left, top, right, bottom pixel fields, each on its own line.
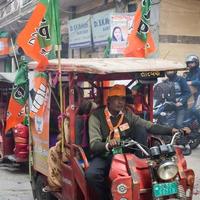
left=61, top=161, right=76, bottom=200
left=183, top=169, right=195, bottom=200
left=109, top=153, right=152, bottom=200
left=61, top=143, right=89, bottom=200
left=175, top=148, right=195, bottom=200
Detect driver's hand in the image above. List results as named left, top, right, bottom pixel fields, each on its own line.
left=180, top=127, right=191, bottom=135
left=172, top=127, right=191, bottom=135
left=175, top=102, right=183, bottom=107
left=172, top=128, right=179, bottom=135
left=106, top=139, right=120, bottom=151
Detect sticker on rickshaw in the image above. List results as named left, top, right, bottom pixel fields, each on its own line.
left=35, top=116, right=44, bottom=134
left=136, top=71, right=165, bottom=79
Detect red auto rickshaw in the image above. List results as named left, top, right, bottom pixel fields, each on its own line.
left=0, top=72, right=29, bottom=164
left=28, top=57, right=195, bottom=200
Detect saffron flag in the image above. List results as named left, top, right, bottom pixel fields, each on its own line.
left=124, top=0, right=156, bottom=57
left=29, top=72, right=49, bottom=118
left=17, top=0, right=61, bottom=71
left=5, top=62, right=29, bottom=133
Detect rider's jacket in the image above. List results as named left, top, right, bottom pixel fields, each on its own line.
left=185, top=66, right=200, bottom=93
left=167, top=75, right=191, bottom=107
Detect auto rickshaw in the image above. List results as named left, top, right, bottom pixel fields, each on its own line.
left=0, top=72, right=29, bottom=164
left=28, top=57, right=195, bottom=200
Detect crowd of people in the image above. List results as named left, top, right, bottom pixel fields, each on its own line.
left=159, top=55, right=200, bottom=128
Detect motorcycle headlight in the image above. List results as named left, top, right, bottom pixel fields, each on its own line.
left=157, top=161, right=178, bottom=180
left=160, top=112, right=166, bottom=116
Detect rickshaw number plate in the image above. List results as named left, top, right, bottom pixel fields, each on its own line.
left=153, top=181, right=178, bottom=197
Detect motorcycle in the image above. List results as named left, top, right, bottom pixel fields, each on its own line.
left=153, top=101, right=200, bottom=150
left=182, top=116, right=200, bottom=149
left=153, top=101, right=177, bottom=127
left=109, top=131, right=195, bottom=200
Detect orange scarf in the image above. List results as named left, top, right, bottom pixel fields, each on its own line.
left=104, top=107, right=124, bottom=141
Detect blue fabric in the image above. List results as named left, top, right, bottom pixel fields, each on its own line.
left=168, top=75, right=191, bottom=106
left=185, top=67, right=200, bottom=93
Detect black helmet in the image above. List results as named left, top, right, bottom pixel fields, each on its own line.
left=185, top=55, right=199, bottom=68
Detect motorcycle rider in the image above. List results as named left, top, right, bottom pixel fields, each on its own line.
left=185, top=55, right=200, bottom=92
left=85, top=84, right=189, bottom=200
left=184, top=55, right=200, bottom=123
left=165, top=70, right=191, bottom=128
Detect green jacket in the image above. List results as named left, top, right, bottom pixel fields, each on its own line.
left=89, top=107, right=172, bottom=156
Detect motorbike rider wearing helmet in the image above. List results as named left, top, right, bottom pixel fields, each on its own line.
left=185, top=55, right=200, bottom=91
left=184, top=55, right=200, bottom=123
left=165, top=70, right=191, bottom=128
left=85, top=84, right=189, bottom=200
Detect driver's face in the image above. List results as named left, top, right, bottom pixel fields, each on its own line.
left=108, top=96, right=126, bottom=113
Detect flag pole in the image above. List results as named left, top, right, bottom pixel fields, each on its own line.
left=10, top=38, right=19, bottom=70
left=57, top=45, right=64, bottom=152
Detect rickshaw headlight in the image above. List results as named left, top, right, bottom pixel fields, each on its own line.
left=157, top=161, right=178, bottom=180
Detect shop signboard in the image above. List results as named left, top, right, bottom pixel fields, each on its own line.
left=91, top=9, right=114, bottom=46
left=68, top=15, right=92, bottom=49
left=0, top=38, right=9, bottom=56
left=110, top=14, right=134, bottom=55
left=0, top=32, right=9, bottom=56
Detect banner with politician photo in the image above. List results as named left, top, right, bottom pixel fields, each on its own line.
left=110, top=14, right=133, bottom=55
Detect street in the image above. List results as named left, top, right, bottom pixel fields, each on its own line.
left=186, top=146, right=200, bottom=200
left=0, top=147, right=199, bottom=200
left=0, top=163, right=33, bottom=200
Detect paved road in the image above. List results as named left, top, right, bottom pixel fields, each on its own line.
left=186, top=146, right=200, bottom=200
left=0, top=163, right=33, bottom=200
left=0, top=147, right=199, bottom=200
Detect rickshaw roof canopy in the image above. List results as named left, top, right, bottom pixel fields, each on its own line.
left=29, top=57, right=185, bottom=74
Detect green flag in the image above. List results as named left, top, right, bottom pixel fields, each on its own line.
left=137, top=0, right=152, bottom=42
left=104, top=37, right=112, bottom=58
left=38, top=0, right=61, bottom=51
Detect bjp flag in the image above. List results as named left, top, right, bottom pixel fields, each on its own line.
left=124, top=0, right=156, bottom=58
left=5, top=62, right=29, bottom=133
left=17, top=0, right=61, bottom=71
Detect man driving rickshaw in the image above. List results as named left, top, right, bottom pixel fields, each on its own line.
left=28, top=57, right=194, bottom=200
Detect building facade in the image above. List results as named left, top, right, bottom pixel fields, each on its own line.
left=159, top=0, right=200, bottom=63
left=0, top=0, right=199, bottom=72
